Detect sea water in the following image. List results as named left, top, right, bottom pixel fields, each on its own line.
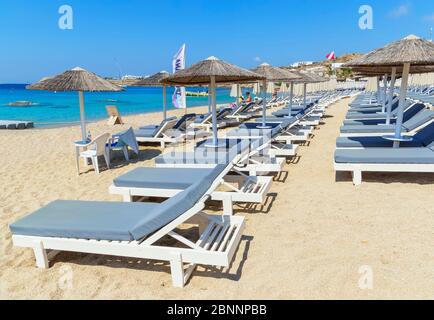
left=0, top=84, right=238, bottom=127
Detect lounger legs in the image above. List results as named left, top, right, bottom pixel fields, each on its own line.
left=92, top=157, right=100, bottom=174
left=170, top=252, right=185, bottom=288
left=352, top=170, right=362, bottom=186
left=33, top=241, right=49, bottom=269
left=123, top=194, right=132, bottom=202
left=103, top=152, right=111, bottom=169
left=222, top=197, right=234, bottom=216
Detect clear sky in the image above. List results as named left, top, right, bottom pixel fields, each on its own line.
left=0, top=0, right=433, bottom=83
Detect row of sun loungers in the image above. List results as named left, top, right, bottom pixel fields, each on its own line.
left=9, top=89, right=359, bottom=287
left=0, top=120, right=34, bottom=130
left=334, top=92, right=434, bottom=185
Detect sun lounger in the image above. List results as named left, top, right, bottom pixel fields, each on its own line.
left=155, top=138, right=285, bottom=176
left=348, top=96, right=398, bottom=110
left=336, top=122, right=434, bottom=149
left=347, top=103, right=397, bottom=114
left=225, top=102, right=258, bottom=122
left=10, top=164, right=245, bottom=287
left=345, top=101, right=417, bottom=120
left=343, top=103, right=425, bottom=126
left=225, top=120, right=300, bottom=157
left=0, top=120, right=34, bottom=129
left=109, top=162, right=272, bottom=216
left=339, top=109, right=434, bottom=137
left=135, top=118, right=185, bottom=147
left=334, top=143, right=434, bottom=185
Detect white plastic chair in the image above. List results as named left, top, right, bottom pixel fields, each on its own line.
left=76, top=133, right=110, bottom=174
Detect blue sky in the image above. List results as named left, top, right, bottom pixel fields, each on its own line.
left=0, top=0, right=433, bottom=83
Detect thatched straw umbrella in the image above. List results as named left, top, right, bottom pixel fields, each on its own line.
left=131, top=71, right=171, bottom=120
left=251, top=63, right=301, bottom=126
left=290, top=71, right=325, bottom=115
left=347, top=35, right=434, bottom=143
left=27, top=67, right=123, bottom=141
left=162, top=56, right=264, bottom=147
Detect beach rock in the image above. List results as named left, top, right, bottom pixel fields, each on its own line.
left=8, top=101, right=34, bottom=107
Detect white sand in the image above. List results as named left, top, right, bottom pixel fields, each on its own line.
left=1, top=99, right=433, bottom=299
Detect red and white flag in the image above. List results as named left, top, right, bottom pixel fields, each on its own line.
left=326, top=51, right=335, bottom=60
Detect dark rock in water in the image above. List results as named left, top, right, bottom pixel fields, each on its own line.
left=8, top=101, right=35, bottom=107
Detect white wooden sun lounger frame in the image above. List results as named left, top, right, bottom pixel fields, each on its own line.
left=12, top=188, right=245, bottom=288
left=334, top=161, right=434, bottom=186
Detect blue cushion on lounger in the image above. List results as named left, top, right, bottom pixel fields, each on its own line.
left=130, top=164, right=226, bottom=240
left=11, top=164, right=227, bottom=241
left=139, top=116, right=177, bottom=131
left=413, top=122, right=434, bottom=147
left=10, top=200, right=159, bottom=241
left=334, top=148, right=434, bottom=164
left=402, top=110, right=434, bottom=131
left=140, top=125, right=159, bottom=130
left=134, top=128, right=156, bottom=138
left=241, top=122, right=280, bottom=130
left=113, top=167, right=214, bottom=189
left=156, top=152, right=233, bottom=166
left=336, top=136, right=424, bottom=148
left=340, top=124, right=395, bottom=134
left=271, top=125, right=283, bottom=138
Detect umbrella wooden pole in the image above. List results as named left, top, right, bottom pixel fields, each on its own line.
left=382, top=74, right=388, bottom=113
left=257, top=79, right=271, bottom=129
left=288, top=82, right=294, bottom=118
left=386, top=68, right=397, bottom=125
left=78, top=91, right=86, bottom=141
left=163, top=85, right=167, bottom=120
left=210, top=75, right=218, bottom=146
left=237, top=84, right=240, bottom=105
left=394, top=63, right=410, bottom=144
left=303, top=83, right=307, bottom=109
left=262, top=79, right=267, bottom=127
left=376, top=76, right=381, bottom=104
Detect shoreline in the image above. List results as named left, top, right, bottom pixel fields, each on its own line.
left=16, top=103, right=229, bottom=130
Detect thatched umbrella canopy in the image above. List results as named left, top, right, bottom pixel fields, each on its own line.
left=27, top=67, right=123, bottom=140
left=346, top=35, right=434, bottom=132
left=250, top=63, right=302, bottom=126
left=132, top=71, right=170, bottom=86
left=162, top=56, right=264, bottom=86
left=162, top=56, right=264, bottom=147
left=131, top=71, right=171, bottom=120
left=346, top=35, right=434, bottom=70
left=286, top=71, right=327, bottom=111
left=251, top=63, right=301, bottom=82
left=27, top=67, right=122, bottom=92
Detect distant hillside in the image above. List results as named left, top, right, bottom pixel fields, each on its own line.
left=334, top=53, right=364, bottom=63
left=281, top=52, right=365, bottom=80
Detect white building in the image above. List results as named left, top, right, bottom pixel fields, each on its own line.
left=331, top=63, right=344, bottom=69
left=291, top=61, right=314, bottom=68
left=121, top=75, right=143, bottom=80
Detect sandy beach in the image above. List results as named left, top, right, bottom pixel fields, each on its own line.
left=1, top=98, right=433, bottom=300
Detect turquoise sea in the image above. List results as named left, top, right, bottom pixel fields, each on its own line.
left=0, top=84, right=237, bottom=127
